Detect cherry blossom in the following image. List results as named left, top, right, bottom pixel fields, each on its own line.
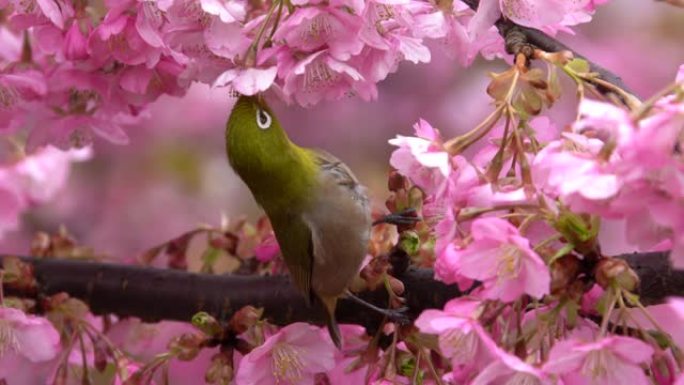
left=415, top=298, right=495, bottom=375
left=544, top=336, right=654, bottom=385
left=235, top=322, right=336, bottom=385
left=440, top=217, right=550, bottom=302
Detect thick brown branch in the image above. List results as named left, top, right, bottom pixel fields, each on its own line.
left=1, top=252, right=682, bottom=331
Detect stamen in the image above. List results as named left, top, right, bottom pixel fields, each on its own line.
left=0, top=83, right=19, bottom=110
left=271, top=343, right=304, bottom=384
left=301, top=14, right=332, bottom=43
left=442, top=328, right=477, bottom=363
left=497, top=244, right=522, bottom=280
left=0, top=320, right=19, bottom=357
left=303, top=60, right=337, bottom=92
left=581, top=349, right=610, bottom=380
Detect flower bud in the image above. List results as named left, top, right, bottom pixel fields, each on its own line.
left=192, top=312, right=223, bottom=338
left=595, top=258, right=639, bottom=292
left=205, top=351, right=234, bottom=384
left=398, top=231, right=420, bottom=256
left=228, top=306, right=263, bottom=334
left=169, top=333, right=204, bottom=361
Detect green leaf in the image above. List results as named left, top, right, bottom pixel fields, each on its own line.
left=548, top=243, right=575, bottom=265
left=566, top=58, right=590, bottom=74
left=200, top=247, right=223, bottom=273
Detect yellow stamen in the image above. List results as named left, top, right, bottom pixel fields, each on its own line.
left=0, top=320, right=19, bottom=357
left=497, top=244, right=522, bottom=281
left=271, top=343, right=304, bottom=384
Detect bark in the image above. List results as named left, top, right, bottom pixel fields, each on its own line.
left=1, top=252, right=680, bottom=330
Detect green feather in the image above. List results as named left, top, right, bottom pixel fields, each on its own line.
left=226, top=95, right=372, bottom=349
left=225, top=95, right=317, bottom=298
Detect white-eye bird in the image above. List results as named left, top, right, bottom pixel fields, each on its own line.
left=226, top=95, right=372, bottom=347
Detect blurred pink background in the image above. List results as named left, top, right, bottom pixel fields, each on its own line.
left=2, top=1, right=684, bottom=258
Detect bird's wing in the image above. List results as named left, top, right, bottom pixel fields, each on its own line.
left=269, top=212, right=315, bottom=304
left=304, top=150, right=371, bottom=298
left=313, top=150, right=366, bottom=196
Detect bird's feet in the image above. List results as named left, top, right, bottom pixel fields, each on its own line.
left=345, top=292, right=411, bottom=325
left=376, top=306, right=411, bottom=325
left=373, top=208, right=421, bottom=227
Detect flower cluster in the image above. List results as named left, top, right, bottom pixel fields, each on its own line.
left=0, top=0, right=605, bottom=151
left=383, top=64, right=684, bottom=384
left=534, top=91, right=684, bottom=267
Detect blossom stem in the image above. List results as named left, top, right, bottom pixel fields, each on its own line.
left=384, top=323, right=399, bottom=378
left=504, top=68, right=521, bottom=105
left=424, top=348, right=446, bottom=385
left=411, top=350, right=422, bottom=385
left=599, top=290, right=618, bottom=336
left=485, top=107, right=512, bottom=181
left=444, top=104, right=504, bottom=155
left=633, top=297, right=675, bottom=347
left=632, top=83, right=680, bottom=121
left=245, top=0, right=280, bottom=65
left=457, top=204, right=538, bottom=222
left=265, top=0, right=285, bottom=45
left=533, top=234, right=563, bottom=252
left=575, top=74, right=641, bottom=111
left=77, top=328, right=90, bottom=385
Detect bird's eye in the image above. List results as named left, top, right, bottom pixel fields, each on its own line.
left=256, top=108, right=272, bottom=130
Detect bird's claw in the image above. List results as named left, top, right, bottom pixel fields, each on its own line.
left=381, top=307, right=411, bottom=325
left=373, top=208, right=422, bottom=227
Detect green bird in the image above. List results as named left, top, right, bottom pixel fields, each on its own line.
left=226, top=95, right=372, bottom=348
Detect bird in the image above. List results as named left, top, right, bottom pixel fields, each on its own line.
left=225, top=94, right=372, bottom=348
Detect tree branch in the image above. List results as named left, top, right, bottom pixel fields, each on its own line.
left=1, top=252, right=681, bottom=331
left=461, top=0, right=637, bottom=99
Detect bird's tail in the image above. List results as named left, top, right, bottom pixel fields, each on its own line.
left=319, top=295, right=342, bottom=349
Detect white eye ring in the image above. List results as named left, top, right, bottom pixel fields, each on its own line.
left=256, top=108, right=272, bottom=130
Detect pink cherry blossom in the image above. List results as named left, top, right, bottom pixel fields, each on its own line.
left=532, top=140, right=622, bottom=203
left=0, top=307, right=61, bottom=363
left=360, top=0, right=431, bottom=64
left=443, top=217, right=550, bottom=302
left=389, top=119, right=450, bottom=195
left=328, top=325, right=375, bottom=385
left=278, top=50, right=376, bottom=106
left=213, top=66, right=278, bottom=95
left=0, top=307, right=61, bottom=384
left=254, top=233, right=280, bottom=263
left=63, top=21, right=90, bottom=60
left=415, top=298, right=494, bottom=376
left=200, top=0, right=246, bottom=24
left=471, top=0, right=606, bottom=35
left=235, top=322, right=336, bottom=385
left=543, top=336, right=654, bottom=385
left=88, top=12, right=162, bottom=67
left=471, top=347, right=549, bottom=385
left=273, top=7, right=364, bottom=61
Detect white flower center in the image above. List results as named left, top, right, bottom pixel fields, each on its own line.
left=272, top=343, right=304, bottom=384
